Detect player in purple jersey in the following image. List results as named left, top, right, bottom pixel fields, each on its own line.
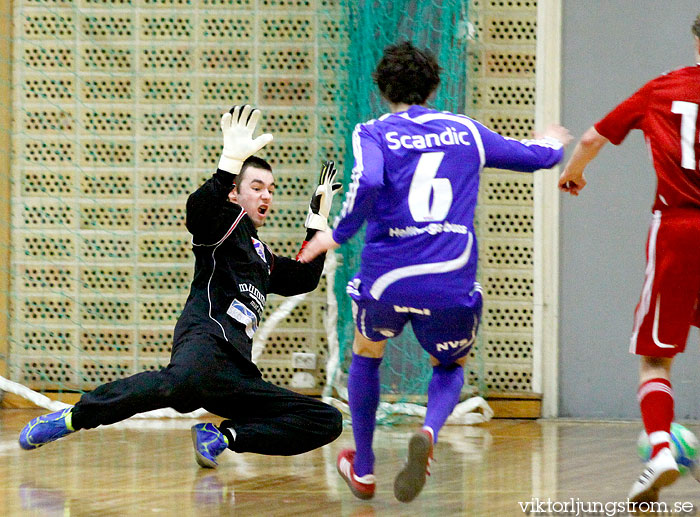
left=299, top=42, right=571, bottom=502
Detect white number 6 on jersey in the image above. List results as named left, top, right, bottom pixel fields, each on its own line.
left=408, top=151, right=453, bottom=222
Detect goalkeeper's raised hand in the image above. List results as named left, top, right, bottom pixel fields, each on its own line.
left=304, top=160, right=342, bottom=232
left=218, top=105, right=273, bottom=174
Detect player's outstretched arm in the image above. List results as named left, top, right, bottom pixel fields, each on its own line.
left=558, top=126, right=609, bottom=196
left=297, top=230, right=339, bottom=264
left=534, top=124, right=573, bottom=147
left=480, top=122, right=572, bottom=172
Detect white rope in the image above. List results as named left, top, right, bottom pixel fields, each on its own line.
left=251, top=292, right=308, bottom=364
left=0, top=376, right=69, bottom=412
left=0, top=374, right=207, bottom=418
left=321, top=250, right=340, bottom=401
left=251, top=250, right=346, bottom=365
left=448, top=396, right=494, bottom=425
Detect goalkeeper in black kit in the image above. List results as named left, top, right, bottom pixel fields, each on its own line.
left=19, top=104, right=343, bottom=467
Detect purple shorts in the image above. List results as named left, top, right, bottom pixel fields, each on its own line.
left=352, top=288, right=482, bottom=365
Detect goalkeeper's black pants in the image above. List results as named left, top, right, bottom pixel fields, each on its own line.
left=70, top=333, right=342, bottom=456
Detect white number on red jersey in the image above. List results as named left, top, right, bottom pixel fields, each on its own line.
left=671, top=100, right=699, bottom=170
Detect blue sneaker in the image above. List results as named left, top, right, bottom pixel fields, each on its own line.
left=19, top=407, right=75, bottom=450
left=191, top=423, right=229, bottom=468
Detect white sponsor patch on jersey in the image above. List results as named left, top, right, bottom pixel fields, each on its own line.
left=226, top=299, right=259, bottom=339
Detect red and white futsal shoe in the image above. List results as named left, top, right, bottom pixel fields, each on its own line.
left=336, top=449, right=376, bottom=500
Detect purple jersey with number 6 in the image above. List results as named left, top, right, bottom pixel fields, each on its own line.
left=332, top=105, right=564, bottom=309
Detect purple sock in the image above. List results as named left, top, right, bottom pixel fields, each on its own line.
left=348, top=353, right=382, bottom=477
left=425, top=363, right=464, bottom=443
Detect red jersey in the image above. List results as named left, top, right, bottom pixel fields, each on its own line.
left=595, top=64, right=700, bottom=212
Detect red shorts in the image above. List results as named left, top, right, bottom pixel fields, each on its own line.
left=630, top=210, right=700, bottom=358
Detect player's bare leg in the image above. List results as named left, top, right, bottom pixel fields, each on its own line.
left=629, top=356, right=679, bottom=503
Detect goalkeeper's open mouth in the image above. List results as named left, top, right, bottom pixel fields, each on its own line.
left=247, top=203, right=270, bottom=228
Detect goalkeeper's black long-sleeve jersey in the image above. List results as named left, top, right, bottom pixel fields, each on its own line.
left=173, top=168, right=325, bottom=361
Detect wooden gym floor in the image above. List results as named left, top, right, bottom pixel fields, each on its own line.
left=1, top=409, right=699, bottom=516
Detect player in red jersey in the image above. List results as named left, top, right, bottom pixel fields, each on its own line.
left=559, top=14, right=700, bottom=504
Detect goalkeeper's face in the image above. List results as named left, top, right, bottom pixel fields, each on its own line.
left=228, top=166, right=275, bottom=228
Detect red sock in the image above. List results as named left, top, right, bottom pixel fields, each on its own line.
left=637, top=378, right=674, bottom=458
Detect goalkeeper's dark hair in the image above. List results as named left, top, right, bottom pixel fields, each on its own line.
left=693, top=13, right=700, bottom=39
left=234, top=156, right=272, bottom=188
left=372, top=41, right=441, bottom=105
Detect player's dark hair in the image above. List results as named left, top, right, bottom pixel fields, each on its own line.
left=692, top=13, right=700, bottom=39
left=372, top=41, right=441, bottom=105
left=235, top=156, right=272, bottom=188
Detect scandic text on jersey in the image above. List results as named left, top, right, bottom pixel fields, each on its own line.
left=385, top=127, right=472, bottom=150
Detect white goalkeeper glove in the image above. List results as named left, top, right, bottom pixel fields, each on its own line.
left=218, top=104, right=274, bottom=174
left=305, top=160, right=342, bottom=232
